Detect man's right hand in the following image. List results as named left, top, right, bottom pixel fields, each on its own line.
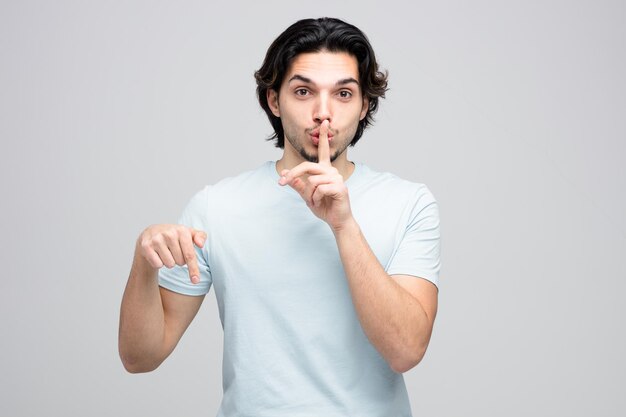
left=136, top=224, right=207, bottom=284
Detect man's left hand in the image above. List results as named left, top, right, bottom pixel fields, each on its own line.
left=278, top=120, right=354, bottom=231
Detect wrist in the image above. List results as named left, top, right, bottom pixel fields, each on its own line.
left=332, top=216, right=360, bottom=238
left=133, top=240, right=159, bottom=275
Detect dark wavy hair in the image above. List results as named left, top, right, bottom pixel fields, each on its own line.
left=255, top=17, right=388, bottom=148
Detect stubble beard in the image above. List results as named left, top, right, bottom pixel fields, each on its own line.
left=284, top=126, right=356, bottom=164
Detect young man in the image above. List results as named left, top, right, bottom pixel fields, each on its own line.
left=119, top=17, right=440, bottom=416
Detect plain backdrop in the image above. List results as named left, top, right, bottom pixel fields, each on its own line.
left=1, top=1, right=624, bottom=416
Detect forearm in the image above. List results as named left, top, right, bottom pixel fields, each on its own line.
left=333, top=219, right=433, bottom=373
left=118, top=245, right=166, bottom=373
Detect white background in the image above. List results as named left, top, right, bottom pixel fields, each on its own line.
left=1, top=1, right=624, bottom=415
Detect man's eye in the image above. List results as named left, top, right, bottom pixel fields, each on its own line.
left=338, top=90, right=352, bottom=98
left=295, top=89, right=309, bottom=96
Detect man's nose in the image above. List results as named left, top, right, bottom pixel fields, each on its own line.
left=313, top=93, right=332, bottom=123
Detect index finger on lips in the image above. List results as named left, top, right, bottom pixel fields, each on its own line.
left=318, top=120, right=331, bottom=166
left=180, top=230, right=201, bottom=284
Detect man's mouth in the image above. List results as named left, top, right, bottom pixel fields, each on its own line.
left=310, top=130, right=334, bottom=145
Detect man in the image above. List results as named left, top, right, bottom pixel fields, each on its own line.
left=119, top=17, right=440, bottom=416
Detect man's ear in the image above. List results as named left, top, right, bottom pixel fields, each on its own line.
left=359, top=96, right=369, bottom=121
left=267, top=89, right=280, bottom=117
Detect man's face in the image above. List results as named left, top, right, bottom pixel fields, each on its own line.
left=268, top=50, right=369, bottom=163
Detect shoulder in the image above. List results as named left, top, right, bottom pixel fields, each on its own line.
left=208, top=162, right=273, bottom=194
left=187, top=162, right=273, bottom=204
left=178, top=162, right=274, bottom=227
left=354, top=163, right=437, bottom=207
left=189, top=162, right=278, bottom=218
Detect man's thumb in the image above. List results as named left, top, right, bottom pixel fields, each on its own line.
left=193, top=230, right=207, bottom=247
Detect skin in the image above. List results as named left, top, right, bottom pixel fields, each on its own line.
left=118, top=50, right=438, bottom=375
left=119, top=226, right=206, bottom=372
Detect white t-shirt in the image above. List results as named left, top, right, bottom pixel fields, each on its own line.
left=159, top=161, right=441, bottom=417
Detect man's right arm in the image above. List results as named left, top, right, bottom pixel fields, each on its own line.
left=118, top=225, right=206, bottom=373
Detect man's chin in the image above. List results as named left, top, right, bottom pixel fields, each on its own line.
left=299, top=150, right=340, bottom=164
left=299, top=150, right=319, bottom=163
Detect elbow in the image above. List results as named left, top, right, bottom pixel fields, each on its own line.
left=121, top=355, right=160, bottom=374
left=119, top=347, right=161, bottom=374
left=121, top=359, right=157, bottom=374
left=389, top=343, right=428, bottom=374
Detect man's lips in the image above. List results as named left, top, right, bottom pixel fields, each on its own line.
left=310, top=130, right=334, bottom=145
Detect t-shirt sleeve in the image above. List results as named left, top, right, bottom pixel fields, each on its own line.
left=158, top=186, right=213, bottom=296
left=386, top=185, right=441, bottom=288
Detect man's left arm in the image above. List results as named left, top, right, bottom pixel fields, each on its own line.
left=279, top=121, right=438, bottom=373
left=332, top=218, right=438, bottom=373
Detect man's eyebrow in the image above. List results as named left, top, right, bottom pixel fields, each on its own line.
left=288, top=75, right=312, bottom=84
left=287, top=75, right=360, bottom=87
left=335, top=77, right=359, bottom=87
